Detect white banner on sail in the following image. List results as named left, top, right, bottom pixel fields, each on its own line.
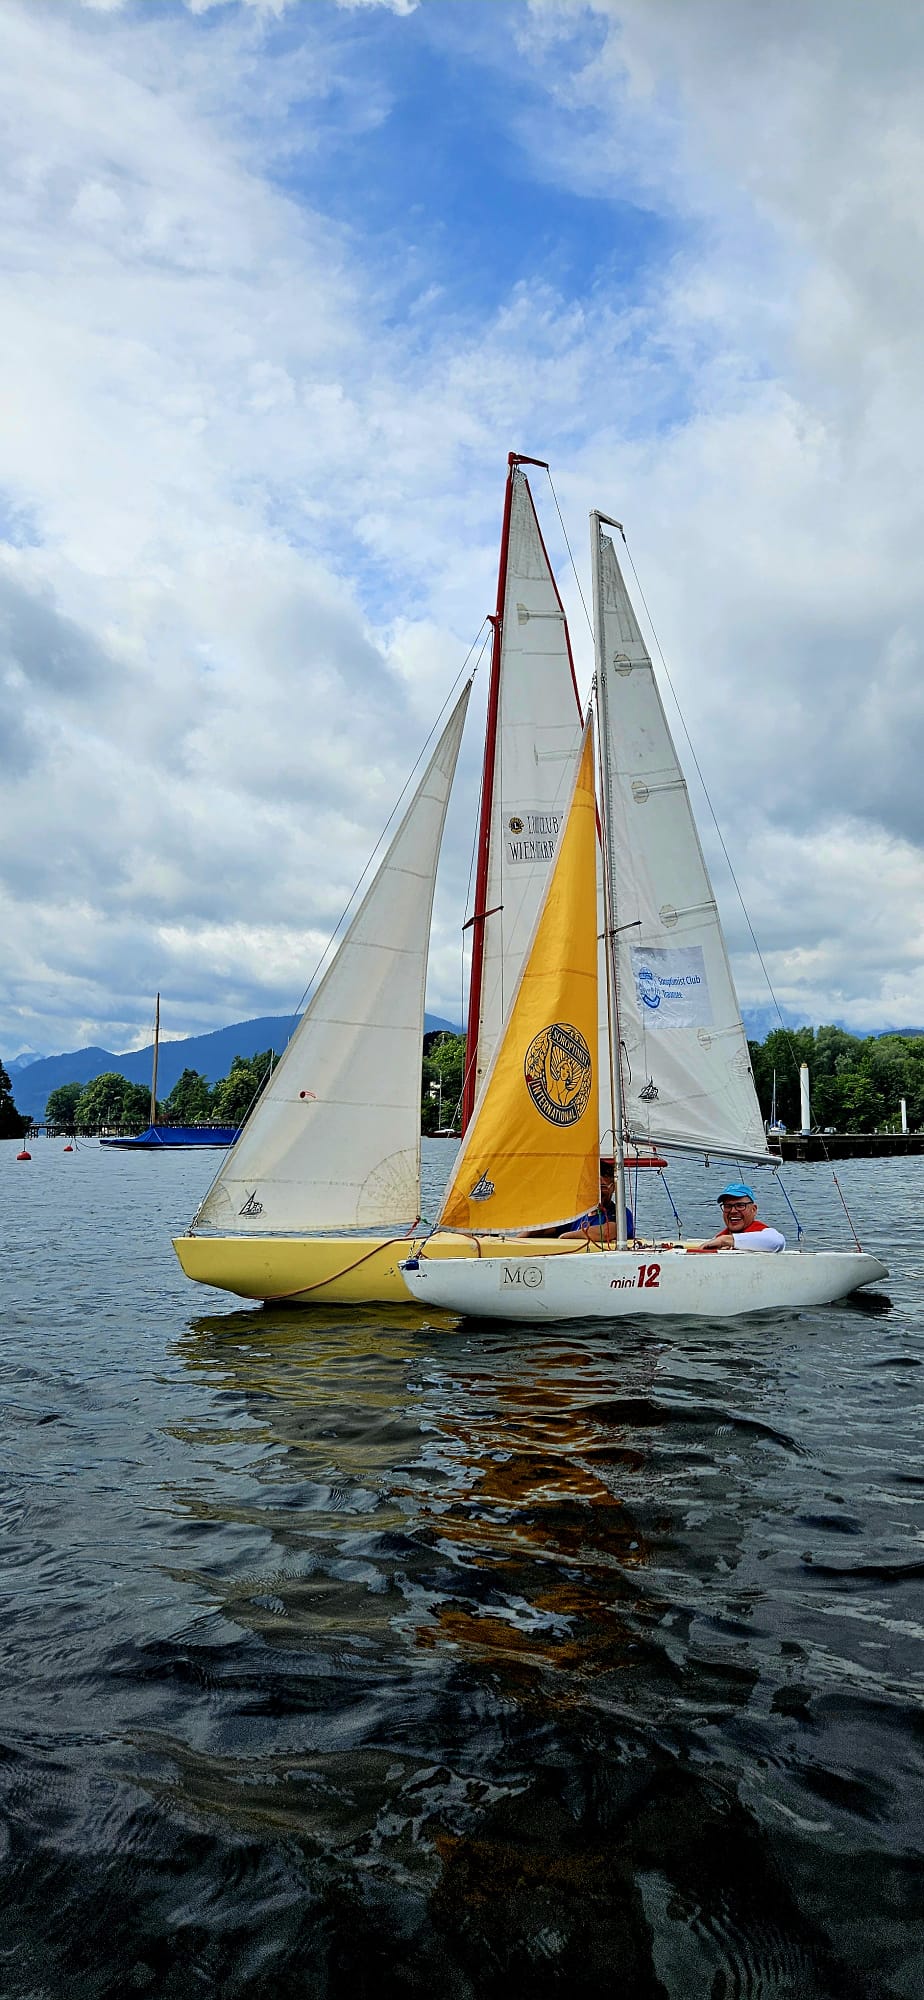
left=629, top=946, right=713, bottom=1031
left=503, top=804, right=565, bottom=867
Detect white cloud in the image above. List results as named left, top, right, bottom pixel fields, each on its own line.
left=2, top=0, right=924, bottom=1063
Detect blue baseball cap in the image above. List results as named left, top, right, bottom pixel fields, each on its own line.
left=718, top=1182, right=755, bottom=1203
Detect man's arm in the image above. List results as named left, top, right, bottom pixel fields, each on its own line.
left=732, top=1225, right=786, bottom=1252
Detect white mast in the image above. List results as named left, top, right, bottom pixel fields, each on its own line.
left=150, top=993, right=160, bottom=1128
left=800, top=1063, right=811, bottom=1134
left=591, top=511, right=630, bottom=1249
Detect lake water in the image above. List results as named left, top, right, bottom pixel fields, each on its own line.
left=2, top=1137, right=922, bottom=1998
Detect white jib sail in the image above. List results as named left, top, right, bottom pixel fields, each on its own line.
left=593, top=519, right=770, bottom=1162
left=193, top=683, right=472, bottom=1235
left=471, top=469, right=584, bottom=1104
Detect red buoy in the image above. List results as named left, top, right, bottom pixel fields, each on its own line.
left=64, top=1144, right=73, bottom=1153
left=16, top=1149, right=31, bottom=1161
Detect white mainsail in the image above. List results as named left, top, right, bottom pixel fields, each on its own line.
left=193, top=683, right=472, bottom=1235
left=466, top=466, right=584, bottom=1115
left=593, top=517, right=770, bottom=1163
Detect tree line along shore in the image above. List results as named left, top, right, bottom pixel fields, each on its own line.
left=3, top=1024, right=924, bottom=1141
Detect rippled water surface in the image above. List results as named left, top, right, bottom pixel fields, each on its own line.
left=2, top=1138, right=922, bottom=1997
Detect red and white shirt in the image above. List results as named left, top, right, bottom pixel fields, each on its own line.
left=731, top=1219, right=786, bottom=1252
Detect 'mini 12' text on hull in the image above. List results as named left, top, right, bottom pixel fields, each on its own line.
left=400, top=1245, right=889, bottom=1321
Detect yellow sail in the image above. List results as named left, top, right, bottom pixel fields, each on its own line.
left=440, top=717, right=600, bottom=1234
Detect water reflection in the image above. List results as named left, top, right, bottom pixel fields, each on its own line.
left=4, top=1143, right=920, bottom=1992
left=154, top=1304, right=924, bottom=1992
left=172, top=1309, right=662, bottom=1683
left=166, top=1308, right=801, bottom=1715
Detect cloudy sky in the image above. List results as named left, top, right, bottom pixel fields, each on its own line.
left=2, top=0, right=923, bottom=1061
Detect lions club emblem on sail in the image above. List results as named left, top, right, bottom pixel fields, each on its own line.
left=524, top=1022, right=592, bottom=1126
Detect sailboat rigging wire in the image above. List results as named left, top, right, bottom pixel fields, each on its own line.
left=613, top=531, right=865, bottom=1212
left=614, top=529, right=790, bottom=1029
left=775, top=1175, right=805, bottom=1244
left=460, top=660, right=489, bottom=1119
left=831, top=1172, right=863, bottom=1251
left=593, top=681, right=621, bottom=1183
left=188, top=638, right=487, bottom=1228
left=288, top=624, right=491, bottom=1027
left=545, top=469, right=594, bottom=643
left=657, top=1168, right=683, bottom=1240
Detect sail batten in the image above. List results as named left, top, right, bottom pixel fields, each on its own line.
left=192, top=684, right=472, bottom=1236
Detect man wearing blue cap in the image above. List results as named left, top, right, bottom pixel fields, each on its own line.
left=691, top=1182, right=785, bottom=1253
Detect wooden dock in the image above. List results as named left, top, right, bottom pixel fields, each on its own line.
left=773, top=1132, right=924, bottom=1161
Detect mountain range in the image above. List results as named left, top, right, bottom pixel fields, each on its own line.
left=9, top=1012, right=461, bottom=1119
left=8, top=1010, right=923, bottom=1121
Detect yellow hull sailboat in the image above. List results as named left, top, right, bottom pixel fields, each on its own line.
left=174, top=1227, right=588, bottom=1307
left=173, top=457, right=587, bottom=1306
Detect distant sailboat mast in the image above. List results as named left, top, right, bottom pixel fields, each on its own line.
left=150, top=992, right=160, bottom=1129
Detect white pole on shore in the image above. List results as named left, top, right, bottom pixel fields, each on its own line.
left=800, top=1063, right=811, bottom=1134
left=901, top=1097, right=908, bottom=1133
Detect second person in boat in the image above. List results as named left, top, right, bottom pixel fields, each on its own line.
left=519, top=1156, right=634, bottom=1242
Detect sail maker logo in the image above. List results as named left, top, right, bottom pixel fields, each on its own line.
left=524, top=1022, right=592, bottom=1127
left=468, top=1172, right=495, bottom=1202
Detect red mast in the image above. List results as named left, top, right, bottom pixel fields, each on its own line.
left=461, top=453, right=574, bottom=1131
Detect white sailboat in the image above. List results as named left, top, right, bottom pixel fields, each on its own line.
left=173, top=457, right=588, bottom=1304
left=400, top=513, right=888, bottom=1320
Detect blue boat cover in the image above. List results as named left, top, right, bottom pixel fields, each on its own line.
left=100, top=1125, right=240, bottom=1149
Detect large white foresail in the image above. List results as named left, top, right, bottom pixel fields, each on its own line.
left=193, top=684, right=472, bottom=1235
left=465, top=464, right=584, bottom=1120
left=593, top=518, right=770, bottom=1163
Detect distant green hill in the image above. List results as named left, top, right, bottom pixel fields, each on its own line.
left=14, top=1012, right=461, bottom=1119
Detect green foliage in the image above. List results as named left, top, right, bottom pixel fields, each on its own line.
left=749, top=1025, right=924, bottom=1133
left=75, top=1072, right=151, bottom=1133
left=163, top=1068, right=214, bottom=1124
left=0, top=1061, right=29, bottom=1139
left=43, top=1052, right=276, bottom=1133
left=421, top=1032, right=465, bottom=1134
left=45, top=1082, right=84, bottom=1129
left=211, top=1050, right=275, bottom=1125
left=37, top=1020, right=924, bottom=1142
